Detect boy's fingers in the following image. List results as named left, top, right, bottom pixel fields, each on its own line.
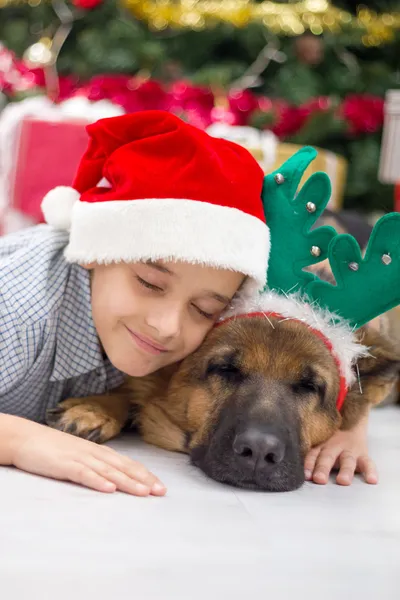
left=86, top=457, right=152, bottom=496
left=358, top=455, right=378, bottom=485
left=312, top=450, right=339, bottom=485
left=94, top=447, right=166, bottom=494
left=336, top=451, right=357, bottom=486
left=304, top=446, right=321, bottom=480
left=67, top=461, right=117, bottom=493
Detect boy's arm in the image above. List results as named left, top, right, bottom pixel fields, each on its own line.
left=0, top=412, right=166, bottom=496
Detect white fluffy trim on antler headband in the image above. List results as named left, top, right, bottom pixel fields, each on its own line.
left=223, top=290, right=369, bottom=387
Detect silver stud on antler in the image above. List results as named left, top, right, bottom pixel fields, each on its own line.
left=348, top=262, right=359, bottom=272
left=382, top=253, right=392, bottom=265
left=306, top=202, right=316, bottom=213
left=274, top=173, right=285, bottom=184
left=310, top=246, right=321, bottom=257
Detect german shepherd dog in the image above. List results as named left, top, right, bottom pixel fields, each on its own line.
left=46, top=208, right=400, bottom=492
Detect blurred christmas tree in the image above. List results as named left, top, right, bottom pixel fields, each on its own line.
left=0, top=0, right=399, bottom=212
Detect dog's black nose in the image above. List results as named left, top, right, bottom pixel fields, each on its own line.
left=233, top=427, right=286, bottom=472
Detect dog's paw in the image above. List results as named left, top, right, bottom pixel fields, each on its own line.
left=46, top=398, right=122, bottom=443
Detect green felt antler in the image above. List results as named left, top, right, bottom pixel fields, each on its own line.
left=305, top=213, right=400, bottom=328
left=262, top=146, right=337, bottom=295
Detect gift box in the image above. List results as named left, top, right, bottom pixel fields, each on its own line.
left=10, top=117, right=89, bottom=223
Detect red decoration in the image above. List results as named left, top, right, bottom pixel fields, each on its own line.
left=72, top=0, right=103, bottom=9
left=210, top=105, right=238, bottom=125
left=168, top=81, right=214, bottom=129
left=0, top=44, right=38, bottom=95
left=272, top=97, right=331, bottom=138
left=342, top=94, right=384, bottom=135
left=0, top=41, right=388, bottom=142
left=78, top=74, right=168, bottom=113
left=228, top=89, right=260, bottom=126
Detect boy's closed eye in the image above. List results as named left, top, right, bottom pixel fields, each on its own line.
left=133, top=264, right=231, bottom=321
left=136, top=275, right=163, bottom=292
left=135, top=276, right=221, bottom=320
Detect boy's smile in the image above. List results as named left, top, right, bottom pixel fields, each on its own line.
left=85, top=260, right=244, bottom=377
left=125, top=327, right=169, bottom=356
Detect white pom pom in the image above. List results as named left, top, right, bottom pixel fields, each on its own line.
left=41, top=186, right=80, bottom=230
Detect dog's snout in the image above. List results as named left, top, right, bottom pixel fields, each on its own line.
left=233, top=427, right=286, bottom=472
left=191, top=388, right=305, bottom=491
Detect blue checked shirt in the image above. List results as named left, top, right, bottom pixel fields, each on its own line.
left=0, top=225, right=125, bottom=423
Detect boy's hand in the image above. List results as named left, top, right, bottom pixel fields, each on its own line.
left=10, top=418, right=166, bottom=496
left=304, top=414, right=378, bottom=486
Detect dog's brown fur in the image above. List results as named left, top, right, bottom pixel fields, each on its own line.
left=47, top=314, right=400, bottom=491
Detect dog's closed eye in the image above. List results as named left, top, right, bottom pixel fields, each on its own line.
left=205, top=353, right=244, bottom=384
left=291, top=368, right=326, bottom=402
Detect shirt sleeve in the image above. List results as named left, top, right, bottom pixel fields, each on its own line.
left=0, top=312, right=26, bottom=396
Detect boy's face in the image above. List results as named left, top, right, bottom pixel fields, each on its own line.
left=88, top=260, right=244, bottom=377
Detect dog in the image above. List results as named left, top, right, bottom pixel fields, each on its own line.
left=46, top=300, right=400, bottom=492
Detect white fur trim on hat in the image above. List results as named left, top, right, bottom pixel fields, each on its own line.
left=64, top=198, right=270, bottom=290
left=41, top=186, right=80, bottom=230
left=223, top=290, right=369, bottom=387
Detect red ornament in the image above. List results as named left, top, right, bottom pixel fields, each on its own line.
left=168, top=81, right=214, bottom=128
left=210, top=106, right=238, bottom=125
left=271, top=104, right=306, bottom=138
left=125, top=78, right=168, bottom=112
left=341, top=94, right=384, bottom=135
left=0, top=44, right=38, bottom=95
left=227, top=89, right=259, bottom=126
left=76, top=74, right=168, bottom=113
left=271, top=97, right=331, bottom=139
left=72, top=0, right=103, bottom=9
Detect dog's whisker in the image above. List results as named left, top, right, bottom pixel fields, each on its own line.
left=263, top=313, right=275, bottom=329
left=355, top=363, right=363, bottom=395
left=278, top=317, right=295, bottom=323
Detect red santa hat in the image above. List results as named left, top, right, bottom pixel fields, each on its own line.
left=41, top=110, right=270, bottom=291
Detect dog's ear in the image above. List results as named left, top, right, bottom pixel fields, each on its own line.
left=341, top=326, right=400, bottom=430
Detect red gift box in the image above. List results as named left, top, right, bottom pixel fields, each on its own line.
left=9, top=117, right=89, bottom=223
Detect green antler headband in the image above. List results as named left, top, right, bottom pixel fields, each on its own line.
left=262, top=146, right=400, bottom=329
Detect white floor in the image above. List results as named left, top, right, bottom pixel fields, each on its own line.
left=1, top=406, right=399, bottom=600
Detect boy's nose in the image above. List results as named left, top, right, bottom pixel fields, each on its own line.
left=145, top=309, right=182, bottom=340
